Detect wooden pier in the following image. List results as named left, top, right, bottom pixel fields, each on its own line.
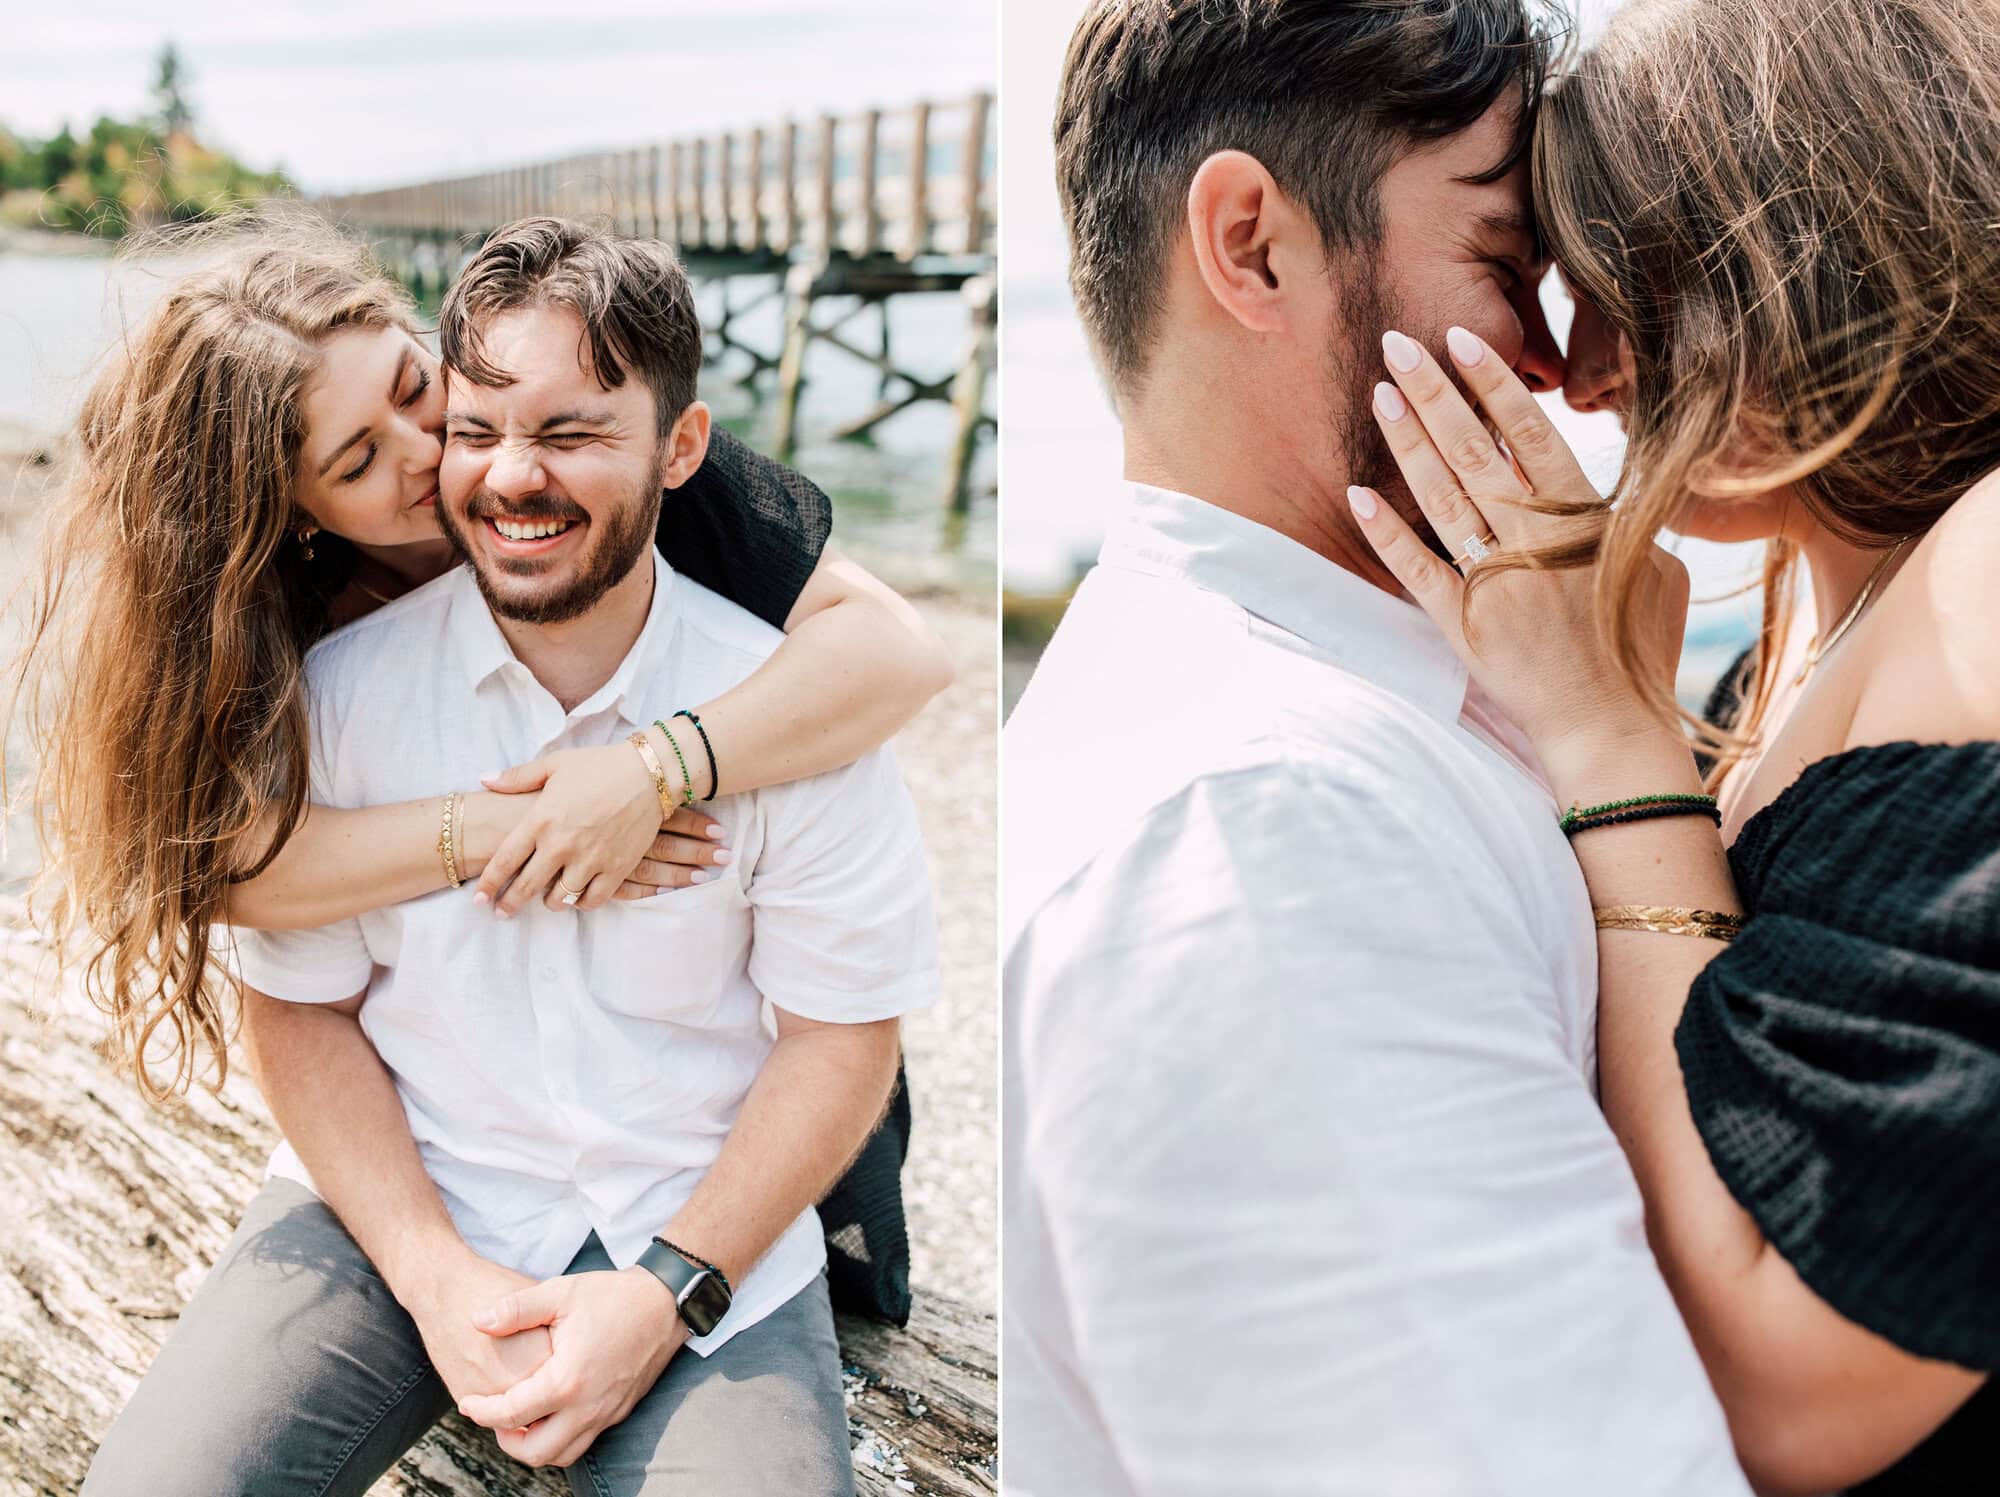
left=316, top=94, right=995, bottom=519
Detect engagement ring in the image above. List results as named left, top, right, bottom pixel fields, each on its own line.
left=1454, top=532, right=1498, bottom=571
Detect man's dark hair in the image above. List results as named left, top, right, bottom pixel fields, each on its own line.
left=1056, top=0, right=1561, bottom=391
left=439, top=217, right=701, bottom=435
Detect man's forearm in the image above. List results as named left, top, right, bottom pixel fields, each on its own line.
left=657, top=1018, right=900, bottom=1287
left=240, top=987, right=471, bottom=1312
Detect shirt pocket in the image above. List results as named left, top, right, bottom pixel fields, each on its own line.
left=584, top=877, right=752, bottom=1028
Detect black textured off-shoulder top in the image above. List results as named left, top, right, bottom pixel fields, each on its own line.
left=1682, top=654, right=2000, bottom=1492
left=659, top=427, right=833, bottom=628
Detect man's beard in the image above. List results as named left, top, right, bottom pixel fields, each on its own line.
left=438, top=451, right=664, bottom=625
left=1327, top=259, right=1456, bottom=566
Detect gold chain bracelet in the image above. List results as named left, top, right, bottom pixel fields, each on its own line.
left=438, top=790, right=465, bottom=889
left=1593, top=905, right=1743, bottom=942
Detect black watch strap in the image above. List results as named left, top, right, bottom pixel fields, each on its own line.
left=635, top=1237, right=733, bottom=1337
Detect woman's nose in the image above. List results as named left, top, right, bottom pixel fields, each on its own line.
left=1563, top=355, right=1627, bottom=415
left=1512, top=286, right=1567, bottom=395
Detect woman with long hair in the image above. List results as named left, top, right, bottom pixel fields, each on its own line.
left=14, top=209, right=951, bottom=1113
left=1345, top=0, right=1998, bottom=1489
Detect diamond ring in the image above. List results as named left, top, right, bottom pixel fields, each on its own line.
left=557, top=876, right=586, bottom=907
left=1454, top=531, right=1498, bottom=571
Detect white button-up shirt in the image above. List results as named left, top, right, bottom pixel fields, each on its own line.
left=233, top=553, right=937, bottom=1354
left=1002, top=484, right=1747, bottom=1495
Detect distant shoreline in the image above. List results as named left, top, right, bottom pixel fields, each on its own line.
left=0, top=225, right=116, bottom=259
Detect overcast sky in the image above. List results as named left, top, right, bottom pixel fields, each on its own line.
left=4, top=1, right=995, bottom=192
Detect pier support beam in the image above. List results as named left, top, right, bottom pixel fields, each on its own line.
left=944, top=273, right=996, bottom=524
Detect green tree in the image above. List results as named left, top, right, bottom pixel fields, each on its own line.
left=152, top=42, right=193, bottom=134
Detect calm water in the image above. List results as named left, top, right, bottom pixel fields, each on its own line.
left=0, top=243, right=995, bottom=589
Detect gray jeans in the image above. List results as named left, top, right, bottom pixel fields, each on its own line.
left=82, top=1178, right=855, bottom=1497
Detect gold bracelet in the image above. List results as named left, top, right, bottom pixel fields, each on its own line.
left=438, top=790, right=464, bottom=889
left=628, top=730, right=676, bottom=821
left=452, top=790, right=466, bottom=885
left=1593, top=905, right=1743, bottom=942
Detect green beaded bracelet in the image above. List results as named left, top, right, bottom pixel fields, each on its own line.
left=1559, top=792, right=1717, bottom=836
left=654, top=719, right=696, bottom=807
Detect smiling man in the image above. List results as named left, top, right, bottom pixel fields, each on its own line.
left=85, top=220, right=937, bottom=1497
left=1001, top=3, right=1752, bottom=1494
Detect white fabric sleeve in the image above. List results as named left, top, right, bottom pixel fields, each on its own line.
left=226, top=919, right=373, bottom=1005
left=744, top=744, right=939, bottom=1023
left=224, top=677, right=374, bottom=1005
left=1009, top=761, right=1747, bottom=1497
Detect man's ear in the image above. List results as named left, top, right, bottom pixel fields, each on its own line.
left=660, top=400, right=712, bottom=489
left=1185, top=150, right=1311, bottom=337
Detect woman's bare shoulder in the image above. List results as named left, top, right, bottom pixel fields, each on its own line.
left=1848, top=474, right=2000, bottom=747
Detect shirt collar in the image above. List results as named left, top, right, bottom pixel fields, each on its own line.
left=445, top=549, right=681, bottom=724
left=1099, top=482, right=1471, bottom=726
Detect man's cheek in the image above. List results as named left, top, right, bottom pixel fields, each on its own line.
left=438, top=444, right=480, bottom=504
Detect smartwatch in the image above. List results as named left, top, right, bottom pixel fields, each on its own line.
left=634, top=1237, right=733, bottom=1337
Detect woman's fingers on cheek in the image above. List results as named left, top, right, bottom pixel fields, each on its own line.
left=1346, top=486, right=1462, bottom=618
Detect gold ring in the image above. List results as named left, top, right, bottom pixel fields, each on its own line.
left=557, top=876, right=586, bottom=906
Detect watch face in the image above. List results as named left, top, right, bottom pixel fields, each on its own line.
left=681, top=1271, right=732, bottom=1337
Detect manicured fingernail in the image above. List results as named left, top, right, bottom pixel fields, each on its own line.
left=689, top=869, right=714, bottom=884
left=472, top=891, right=489, bottom=908
left=1382, top=330, right=1422, bottom=373
left=1374, top=381, right=1408, bottom=421
left=1446, top=325, right=1485, bottom=367
left=704, top=822, right=725, bottom=839
left=473, top=1308, right=498, bottom=1330
left=1347, top=485, right=1379, bottom=520
left=711, top=848, right=732, bottom=865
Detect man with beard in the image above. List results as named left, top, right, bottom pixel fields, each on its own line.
left=88, top=220, right=935, bottom=1496
left=1002, top=5, right=1752, bottom=1494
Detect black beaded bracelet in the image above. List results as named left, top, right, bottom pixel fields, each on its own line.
left=1564, top=800, right=1724, bottom=838
left=673, top=709, right=719, bottom=801
left=658, top=1237, right=731, bottom=1293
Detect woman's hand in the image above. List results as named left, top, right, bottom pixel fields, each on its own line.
left=470, top=745, right=729, bottom=916
left=1346, top=326, right=1690, bottom=777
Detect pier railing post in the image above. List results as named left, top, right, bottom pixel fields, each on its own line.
left=747, top=126, right=766, bottom=253
left=814, top=114, right=838, bottom=258
left=961, top=90, right=992, bottom=255
left=778, top=119, right=799, bottom=255
left=647, top=144, right=662, bottom=238
left=859, top=108, right=882, bottom=256
left=667, top=141, right=685, bottom=246
left=905, top=101, right=932, bottom=260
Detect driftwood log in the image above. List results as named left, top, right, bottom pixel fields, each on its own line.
left=0, top=920, right=995, bottom=1496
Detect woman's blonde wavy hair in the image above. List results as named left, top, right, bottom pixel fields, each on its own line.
left=1525, top=0, right=2000, bottom=768
left=13, top=207, right=415, bottom=1103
